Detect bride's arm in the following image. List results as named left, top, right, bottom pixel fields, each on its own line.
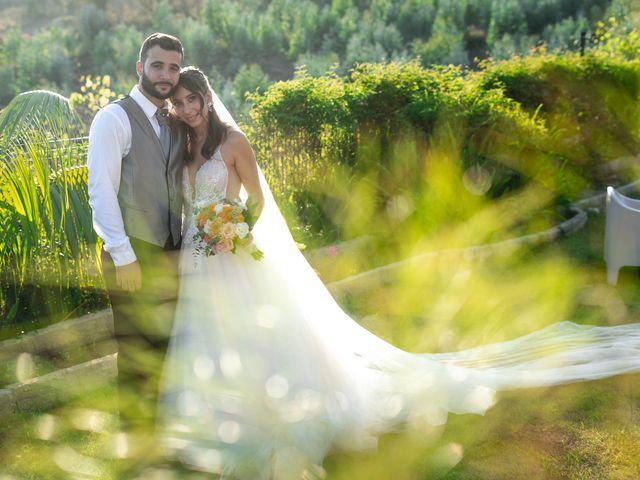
left=227, top=131, right=265, bottom=221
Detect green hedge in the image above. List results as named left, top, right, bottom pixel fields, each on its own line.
left=480, top=51, right=640, bottom=165
left=248, top=52, right=640, bottom=242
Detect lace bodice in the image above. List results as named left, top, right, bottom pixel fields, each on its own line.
left=182, top=149, right=228, bottom=247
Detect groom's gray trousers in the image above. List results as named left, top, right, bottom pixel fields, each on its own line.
left=101, top=235, right=180, bottom=435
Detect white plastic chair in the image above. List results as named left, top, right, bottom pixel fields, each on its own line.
left=605, top=186, right=640, bottom=285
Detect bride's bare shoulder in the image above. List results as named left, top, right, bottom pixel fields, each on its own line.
left=225, top=129, right=248, bottom=145
left=222, top=130, right=253, bottom=163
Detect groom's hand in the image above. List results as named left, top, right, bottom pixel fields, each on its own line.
left=116, top=261, right=142, bottom=292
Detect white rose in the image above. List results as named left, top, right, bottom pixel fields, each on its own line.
left=235, top=222, right=250, bottom=239
left=215, top=203, right=224, bottom=215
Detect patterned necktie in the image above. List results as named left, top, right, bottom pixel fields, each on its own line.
left=155, top=107, right=171, bottom=162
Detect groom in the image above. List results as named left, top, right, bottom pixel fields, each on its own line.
left=87, top=32, right=185, bottom=453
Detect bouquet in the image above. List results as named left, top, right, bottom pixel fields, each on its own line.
left=192, top=198, right=263, bottom=260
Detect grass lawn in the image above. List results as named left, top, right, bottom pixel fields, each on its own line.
left=327, top=210, right=640, bottom=479
left=0, top=385, right=120, bottom=480
left=436, top=210, right=640, bottom=480
left=1, top=211, right=640, bottom=479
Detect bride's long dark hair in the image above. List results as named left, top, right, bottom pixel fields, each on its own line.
left=176, top=66, right=229, bottom=164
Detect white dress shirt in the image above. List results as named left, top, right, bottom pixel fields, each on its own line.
left=87, top=86, right=167, bottom=266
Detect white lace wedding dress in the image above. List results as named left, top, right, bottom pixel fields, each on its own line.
left=159, top=149, right=369, bottom=478
left=157, top=99, right=640, bottom=479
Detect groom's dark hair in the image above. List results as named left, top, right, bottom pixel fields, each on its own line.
left=139, top=33, right=184, bottom=63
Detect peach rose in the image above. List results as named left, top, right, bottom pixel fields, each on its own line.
left=215, top=238, right=233, bottom=254
left=221, top=222, right=236, bottom=239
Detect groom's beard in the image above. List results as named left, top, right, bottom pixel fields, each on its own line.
left=140, top=72, right=177, bottom=100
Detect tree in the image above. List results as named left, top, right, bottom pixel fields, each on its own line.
left=487, top=0, right=527, bottom=45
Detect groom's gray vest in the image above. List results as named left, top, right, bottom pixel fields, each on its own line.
left=116, top=96, right=184, bottom=248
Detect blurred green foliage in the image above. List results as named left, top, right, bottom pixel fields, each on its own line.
left=2, top=213, right=640, bottom=479
left=0, top=0, right=631, bottom=112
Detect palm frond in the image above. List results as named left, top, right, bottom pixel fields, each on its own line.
left=0, top=90, right=83, bottom=147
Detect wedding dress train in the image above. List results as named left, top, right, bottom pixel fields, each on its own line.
left=157, top=97, right=640, bottom=479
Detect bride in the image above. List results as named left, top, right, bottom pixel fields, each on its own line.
left=157, top=67, right=640, bottom=479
